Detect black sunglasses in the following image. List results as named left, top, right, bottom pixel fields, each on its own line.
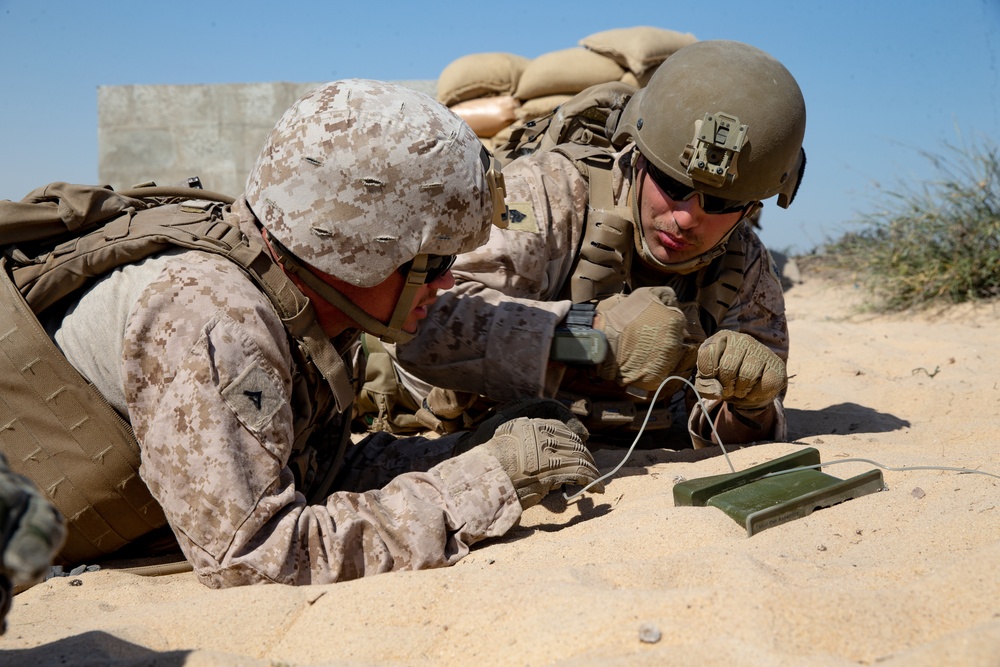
left=397, top=253, right=456, bottom=284
left=645, top=161, right=753, bottom=215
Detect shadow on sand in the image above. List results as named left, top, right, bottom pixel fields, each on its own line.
left=2, top=631, right=196, bottom=667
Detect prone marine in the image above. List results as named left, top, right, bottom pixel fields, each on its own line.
left=378, top=40, right=807, bottom=450
left=0, top=79, right=601, bottom=589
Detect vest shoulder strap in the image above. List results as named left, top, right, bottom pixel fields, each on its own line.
left=550, top=148, right=635, bottom=303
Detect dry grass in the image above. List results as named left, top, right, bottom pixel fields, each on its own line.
left=800, top=138, right=1000, bottom=311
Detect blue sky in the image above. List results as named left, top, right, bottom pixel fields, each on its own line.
left=2, top=0, right=998, bottom=254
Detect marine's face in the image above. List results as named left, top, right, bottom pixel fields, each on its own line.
left=637, top=156, right=748, bottom=266
left=355, top=262, right=456, bottom=334
left=264, top=228, right=456, bottom=339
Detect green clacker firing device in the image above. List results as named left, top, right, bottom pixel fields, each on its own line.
left=672, top=447, right=886, bottom=536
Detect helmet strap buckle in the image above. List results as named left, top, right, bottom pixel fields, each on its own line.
left=481, top=147, right=509, bottom=229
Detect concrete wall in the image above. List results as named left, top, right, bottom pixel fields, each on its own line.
left=98, top=80, right=437, bottom=198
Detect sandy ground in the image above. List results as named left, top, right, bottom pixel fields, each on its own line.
left=3, top=273, right=999, bottom=666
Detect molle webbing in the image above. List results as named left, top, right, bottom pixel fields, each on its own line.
left=693, top=236, right=748, bottom=335
left=552, top=144, right=635, bottom=304
left=0, top=259, right=166, bottom=564
left=493, top=81, right=636, bottom=169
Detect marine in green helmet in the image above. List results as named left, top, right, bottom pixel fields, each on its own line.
left=378, top=40, right=807, bottom=450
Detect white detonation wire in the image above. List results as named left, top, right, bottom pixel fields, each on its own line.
left=565, top=375, right=730, bottom=501
left=564, top=375, right=1000, bottom=502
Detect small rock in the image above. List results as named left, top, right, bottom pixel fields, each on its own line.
left=69, top=579, right=83, bottom=587
left=911, top=487, right=926, bottom=499
left=639, top=623, right=662, bottom=644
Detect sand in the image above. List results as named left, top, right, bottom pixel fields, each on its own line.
left=3, top=273, right=999, bottom=666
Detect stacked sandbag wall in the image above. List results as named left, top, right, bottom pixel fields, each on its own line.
left=438, top=26, right=697, bottom=150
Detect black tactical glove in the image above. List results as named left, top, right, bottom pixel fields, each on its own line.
left=594, top=286, right=695, bottom=393
left=477, top=417, right=603, bottom=509
left=694, top=330, right=787, bottom=412
left=0, top=452, right=66, bottom=633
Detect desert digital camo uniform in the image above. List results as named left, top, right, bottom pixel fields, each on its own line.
left=47, top=200, right=521, bottom=588
left=396, top=146, right=789, bottom=442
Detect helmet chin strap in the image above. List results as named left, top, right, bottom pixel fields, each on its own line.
left=630, top=152, right=759, bottom=276
left=267, top=236, right=426, bottom=345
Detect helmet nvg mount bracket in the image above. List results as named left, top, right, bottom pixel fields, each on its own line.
left=681, top=112, right=749, bottom=188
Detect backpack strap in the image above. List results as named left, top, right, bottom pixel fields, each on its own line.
left=224, top=236, right=354, bottom=413
left=10, top=197, right=354, bottom=413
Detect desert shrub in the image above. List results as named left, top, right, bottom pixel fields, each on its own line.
left=809, top=138, right=1000, bottom=310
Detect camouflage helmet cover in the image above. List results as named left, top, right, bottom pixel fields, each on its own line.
left=245, top=79, right=495, bottom=287
left=614, top=40, right=806, bottom=208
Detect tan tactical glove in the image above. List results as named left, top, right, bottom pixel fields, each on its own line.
left=457, top=398, right=589, bottom=452
left=594, top=286, right=694, bottom=393
left=415, top=387, right=479, bottom=434
left=477, top=417, right=603, bottom=509
left=694, top=330, right=787, bottom=412
left=0, top=452, right=66, bottom=633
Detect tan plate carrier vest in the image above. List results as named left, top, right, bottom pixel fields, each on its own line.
left=552, top=142, right=748, bottom=330
left=544, top=143, right=750, bottom=430
left=0, top=184, right=355, bottom=565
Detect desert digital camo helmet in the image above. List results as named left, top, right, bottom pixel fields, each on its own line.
left=245, top=78, right=507, bottom=343
left=614, top=40, right=806, bottom=270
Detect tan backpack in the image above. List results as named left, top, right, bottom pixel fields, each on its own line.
left=492, top=80, right=637, bottom=168
left=0, top=182, right=354, bottom=565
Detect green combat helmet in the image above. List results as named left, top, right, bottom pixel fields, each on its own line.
left=245, top=79, right=507, bottom=343
left=614, top=40, right=807, bottom=272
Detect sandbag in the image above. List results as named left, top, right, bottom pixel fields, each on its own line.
left=579, top=26, right=697, bottom=76
left=449, top=95, right=519, bottom=138
left=516, top=94, right=574, bottom=122
left=514, top=47, right=625, bottom=101
left=620, top=66, right=660, bottom=89
left=437, top=52, right=531, bottom=107
left=486, top=124, right=516, bottom=152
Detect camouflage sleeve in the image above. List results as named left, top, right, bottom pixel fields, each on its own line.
left=396, top=151, right=590, bottom=401
left=121, top=252, right=521, bottom=587
left=720, top=225, right=789, bottom=362
left=688, top=226, right=789, bottom=444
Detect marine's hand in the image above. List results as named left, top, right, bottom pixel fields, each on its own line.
left=694, top=330, right=787, bottom=411
left=0, top=454, right=64, bottom=586
left=593, top=286, right=693, bottom=393
left=0, top=452, right=65, bottom=633
left=457, top=398, right=589, bottom=452
left=477, top=417, right=603, bottom=509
